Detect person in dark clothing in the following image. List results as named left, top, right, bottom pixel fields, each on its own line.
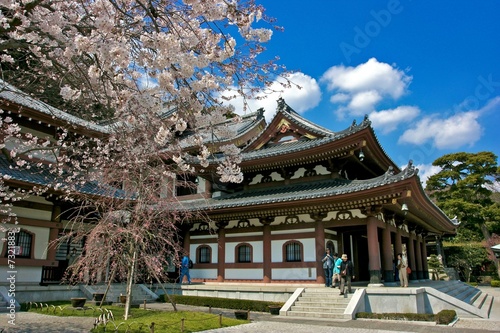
left=322, top=248, right=334, bottom=287
left=339, top=253, right=355, bottom=295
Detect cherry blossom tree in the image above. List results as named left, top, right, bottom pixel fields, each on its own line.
left=0, top=0, right=290, bottom=319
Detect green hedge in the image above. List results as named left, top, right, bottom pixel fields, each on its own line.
left=356, top=309, right=456, bottom=325
left=491, top=280, right=500, bottom=288
left=435, top=310, right=457, bottom=325
left=159, top=295, right=283, bottom=313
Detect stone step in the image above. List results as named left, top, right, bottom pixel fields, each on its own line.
left=455, top=287, right=481, bottom=304
left=292, top=306, right=345, bottom=313
left=297, top=296, right=351, bottom=303
left=82, top=284, right=157, bottom=303
left=474, top=294, right=494, bottom=314
left=286, top=311, right=346, bottom=319
left=286, top=286, right=352, bottom=319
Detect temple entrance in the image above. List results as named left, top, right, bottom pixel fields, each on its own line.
left=336, top=227, right=370, bottom=282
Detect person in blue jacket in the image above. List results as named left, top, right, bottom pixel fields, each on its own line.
left=332, top=253, right=342, bottom=288
left=179, top=253, right=191, bottom=284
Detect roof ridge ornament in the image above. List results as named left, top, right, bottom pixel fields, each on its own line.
left=256, top=107, right=265, bottom=120
left=401, top=159, right=419, bottom=178
left=276, top=97, right=292, bottom=113
left=347, top=114, right=371, bottom=133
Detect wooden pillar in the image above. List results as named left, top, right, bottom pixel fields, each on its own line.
left=415, top=235, right=423, bottom=280
left=312, top=212, right=327, bottom=284
left=216, top=222, right=227, bottom=282
left=367, top=216, right=382, bottom=285
left=260, top=217, right=273, bottom=283
left=395, top=227, right=403, bottom=255
left=382, top=224, right=394, bottom=282
left=183, top=230, right=191, bottom=253
left=47, top=204, right=62, bottom=262
left=407, top=232, right=416, bottom=281
left=421, top=236, right=429, bottom=279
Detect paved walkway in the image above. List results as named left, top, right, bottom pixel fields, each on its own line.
left=1, top=286, right=499, bottom=333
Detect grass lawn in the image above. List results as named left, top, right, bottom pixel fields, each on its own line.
left=26, top=301, right=247, bottom=333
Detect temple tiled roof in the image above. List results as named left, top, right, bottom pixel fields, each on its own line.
left=274, top=98, right=337, bottom=137
left=239, top=119, right=372, bottom=161
left=0, top=80, right=110, bottom=134
left=179, top=110, right=264, bottom=148
left=187, top=164, right=418, bottom=210
left=0, top=155, right=129, bottom=199
left=236, top=100, right=373, bottom=161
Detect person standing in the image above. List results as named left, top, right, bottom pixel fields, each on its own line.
left=332, top=253, right=341, bottom=288
left=179, top=253, right=191, bottom=284
left=322, top=248, right=334, bottom=287
left=339, top=254, right=354, bottom=295
left=397, top=253, right=408, bottom=287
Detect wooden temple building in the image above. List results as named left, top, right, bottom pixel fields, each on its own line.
left=0, top=80, right=457, bottom=286
left=181, top=98, right=457, bottom=285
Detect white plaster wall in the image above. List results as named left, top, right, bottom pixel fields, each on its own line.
left=190, top=268, right=217, bottom=280
left=272, top=267, right=316, bottom=280
left=197, top=177, right=206, bottom=194
left=325, top=209, right=365, bottom=220
left=225, top=241, right=263, bottom=263
left=271, top=228, right=314, bottom=235
left=225, top=268, right=263, bottom=280
left=11, top=205, right=51, bottom=221
left=0, top=265, right=42, bottom=283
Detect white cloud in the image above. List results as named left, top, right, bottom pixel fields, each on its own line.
left=349, top=91, right=382, bottom=114
left=220, top=72, right=321, bottom=122
left=411, top=163, right=442, bottom=187
left=369, top=106, right=420, bottom=134
left=330, top=93, right=350, bottom=103
left=320, top=58, right=412, bottom=117
left=398, top=111, right=482, bottom=149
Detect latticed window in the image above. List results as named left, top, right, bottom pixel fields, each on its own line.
left=285, top=241, right=302, bottom=262
left=237, top=244, right=251, bottom=263
left=4, top=229, right=33, bottom=259
left=198, top=245, right=211, bottom=264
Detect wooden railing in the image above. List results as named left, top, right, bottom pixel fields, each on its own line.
left=40, top=265, right=66, bottom=285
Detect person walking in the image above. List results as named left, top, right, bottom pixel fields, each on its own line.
left=332, top=253, right=341, bottom=288
left=322, top=248, right=334, bottom=287
left=339, top=254, right=354, bottom=295
left=397, top=252, right=408, bottom=287
left=179, top=253, right=192, bottom=284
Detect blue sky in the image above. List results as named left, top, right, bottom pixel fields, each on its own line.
left=234, top=0, right=500, bottom=184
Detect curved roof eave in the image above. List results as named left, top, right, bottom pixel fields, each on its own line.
left=182, top=164, right=455, bottom=234
left=0, top=79, right=110, bottom=137
left=174, top=110, right=266, bottom=152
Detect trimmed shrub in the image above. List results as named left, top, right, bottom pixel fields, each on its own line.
left=436, top=310, right=456, bottom=325
left=159, top=295, right=283, bottom=312
left=491, top=280, right=500, bottom=288
left=356, top=310, right=456, bottom=324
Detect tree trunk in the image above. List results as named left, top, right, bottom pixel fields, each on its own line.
left=150, top=269, right=177, bottom=312
left=480, top=223, right=500, bottom=281
left=124, top=247, right=137, bottom=320
left=100, top=265, right=117, bottom=308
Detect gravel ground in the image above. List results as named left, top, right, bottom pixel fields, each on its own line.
left=1, top=312, right=95, bottom=333
left=2, top=286, right=499, bottom=333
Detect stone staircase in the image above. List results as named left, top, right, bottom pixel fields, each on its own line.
left=80, top=283, right=158, bottom=305
left=282, top=281, right=493, bottom=320
left=429, top=280, right=493, bottom=318
left=286, top=287, right=352, bottom=319
left=0, top=286, right=20, bottom=313
left=0, top=292, right=8, bottom=312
